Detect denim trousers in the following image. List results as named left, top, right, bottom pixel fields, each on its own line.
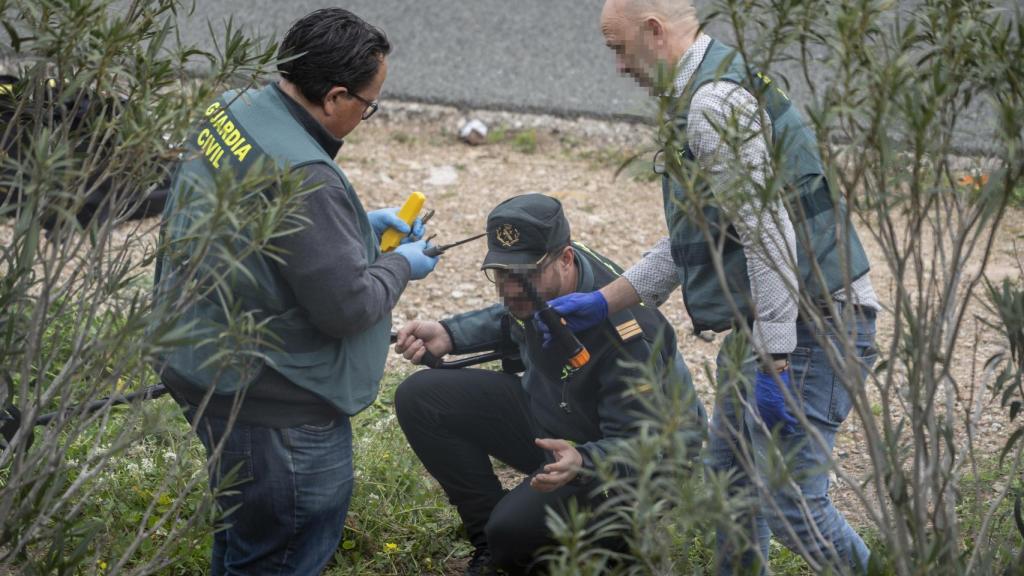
left=707, top=306, right=877, bottom=575
left=189, top=409, right=354, bottom=576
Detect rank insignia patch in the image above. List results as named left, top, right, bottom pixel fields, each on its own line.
left=615, top=319, right=642, bottom=342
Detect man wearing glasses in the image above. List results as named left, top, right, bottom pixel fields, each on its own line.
left=392, top=194, right=705, bottom=576
left=154, top=8, right=437, bottom=575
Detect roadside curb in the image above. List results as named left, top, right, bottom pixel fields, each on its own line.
left=377, top=100, right=656, bottom=150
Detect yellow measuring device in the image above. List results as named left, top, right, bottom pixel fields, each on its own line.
left=380, top=191, right=426, bottom=253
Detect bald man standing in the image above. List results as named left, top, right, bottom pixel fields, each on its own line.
left=546, top=1, right=880, bottom=574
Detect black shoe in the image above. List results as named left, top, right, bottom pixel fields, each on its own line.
left=465, top=547, right=500, bottom=576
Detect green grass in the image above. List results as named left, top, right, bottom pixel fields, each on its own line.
left=956, top=458, right=1024, bottom=572
left=511, top=129, right=538, bottom=154
left=76, top=402, right=213, bottom=574
left=7, top=394, right=216, bottom=575
left=1013, top=185, right=1024, bottom=207
left=485, top=125, right=508, bottom=145
left=484, top=125, right=538, bottom=154
left=327, top=371, right=466, bottom=575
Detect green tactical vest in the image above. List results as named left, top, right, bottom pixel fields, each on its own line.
left=663, top=39, right=870, bottom=332
left=155, top=85, right=389, bottom=416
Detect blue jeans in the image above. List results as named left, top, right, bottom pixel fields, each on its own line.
left=707, top=306, right=876, bottom=575
left=188, top=410, right=354, bottom=576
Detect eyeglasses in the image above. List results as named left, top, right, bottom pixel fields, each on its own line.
left=346, top=90, right=379, bottom=120
left=484, top=254, right=555, bottom=284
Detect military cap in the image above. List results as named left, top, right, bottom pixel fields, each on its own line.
left=481, top=193, right=571, bottom=269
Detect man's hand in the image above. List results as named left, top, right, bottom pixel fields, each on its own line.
left=530, top=438, right=583, bottom=492
left=536, top=291, right=608, bottom=347
left=367, top=207, right=426, bottom=243
left=394, top=320, right=453, bottom=365
left=754, top=368, right=799, bottom=435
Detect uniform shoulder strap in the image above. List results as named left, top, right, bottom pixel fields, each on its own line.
left=608, top=308, right=645, bottom=344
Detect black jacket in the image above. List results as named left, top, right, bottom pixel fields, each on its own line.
left=441, top=242, right=704, bottom=472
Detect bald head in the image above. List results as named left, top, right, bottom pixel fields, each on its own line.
left=615, top=0, right=697, bottom=24
left=601, top=0, right=699, bottom=89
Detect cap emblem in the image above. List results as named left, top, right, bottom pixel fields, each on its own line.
left=496, top=224, right=520, bottom=247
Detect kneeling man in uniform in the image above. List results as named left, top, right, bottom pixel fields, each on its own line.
left=393, top=193, right=706, bottom=575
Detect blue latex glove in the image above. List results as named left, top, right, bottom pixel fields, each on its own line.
left=393, top=240, right=439, bottom=280
left=754, top=368, right=799, bottom=435
left=537, top=291, right=609, bottom=347
left=367, top=207, right=425, bottom=243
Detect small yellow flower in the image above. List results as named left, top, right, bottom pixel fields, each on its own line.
left=97, top=559, right=108, bottom=571
left=384, top=542, right=398, bottom=552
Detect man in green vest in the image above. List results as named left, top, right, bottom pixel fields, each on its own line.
left=546, top=0, right=881, bottom=574
left=393, top=194, right=705, bottom=576
left=153, top=8, right=438, bottom=575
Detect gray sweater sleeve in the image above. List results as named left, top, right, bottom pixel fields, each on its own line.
left=622, top=237, right=680, bottom=307
left=271, top=163, right=412, bottom=339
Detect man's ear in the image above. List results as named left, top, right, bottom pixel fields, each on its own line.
left=643, top=16, right=666, bottom=46
left=560, top=245, right=575, bottom=268
left=322, top=86, right=348, bottom=115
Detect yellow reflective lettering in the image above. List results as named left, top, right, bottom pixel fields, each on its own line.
left=223, top=127, right=240, bottom=148
left=219, top=120, right=234, bottom=139
left=234, top=144, right=252, bottom=162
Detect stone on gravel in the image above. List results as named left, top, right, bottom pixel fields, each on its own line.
left=458, top=119, right=488, bottom=145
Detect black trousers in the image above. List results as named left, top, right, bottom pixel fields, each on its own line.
left=395, top=368, right=615, bottom=574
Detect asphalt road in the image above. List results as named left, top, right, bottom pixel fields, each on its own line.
left=176, top=1, right=1017, bottom=153
left=178, top=0, right=649, bottom=117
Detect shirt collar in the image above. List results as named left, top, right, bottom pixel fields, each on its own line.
left=572, top=246, right=595, bottom=292
left=272, top=82, right=345, bottom=158
left=673, top=33, right=712, bottom=97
